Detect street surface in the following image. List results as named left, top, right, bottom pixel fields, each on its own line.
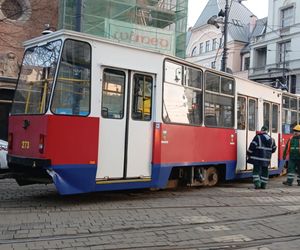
left=0, top=176, right=300, bottom=250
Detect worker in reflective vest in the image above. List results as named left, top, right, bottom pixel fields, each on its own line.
left=247, top=126, right=277, bottom=189
left=283, top=124, right=300, bottom=186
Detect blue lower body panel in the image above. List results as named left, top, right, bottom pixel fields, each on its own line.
left=47, top=160, right=285, bottom=195
left=47, top=164, right=172, bottom=195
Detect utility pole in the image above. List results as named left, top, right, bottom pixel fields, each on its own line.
left=221, top=0, right=229, bottom=72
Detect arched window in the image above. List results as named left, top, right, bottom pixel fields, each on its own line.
left=191, top=46, right=197, bottom=57
left=0, top=0, right=31, bottom=21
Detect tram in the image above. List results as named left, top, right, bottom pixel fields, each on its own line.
left=5, top=30, right=296, bottom=195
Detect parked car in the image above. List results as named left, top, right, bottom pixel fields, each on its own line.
left=0, top=140, right=8, bottom=170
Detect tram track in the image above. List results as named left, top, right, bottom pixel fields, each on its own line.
left=0, top=207, right=299, bottom=246
left=0, top=201, right=300, bottom=215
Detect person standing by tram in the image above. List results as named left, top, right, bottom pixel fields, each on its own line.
left=282, top=125, right=300, bottom=186
left=247, top=126, right=277, bottom=189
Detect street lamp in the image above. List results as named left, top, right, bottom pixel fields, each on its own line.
left=207, top=0, right=229, bottom=72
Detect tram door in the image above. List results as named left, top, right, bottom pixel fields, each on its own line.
left=97, top=68, right=154, bottom=180
left=263, top=102, right=279, bottom=169
left=236, top=96, right=257, bottom=171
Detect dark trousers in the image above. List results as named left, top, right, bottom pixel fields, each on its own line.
left=252, top=164, right=269, bottom=188
left=286, top=159, right=300, bottom=184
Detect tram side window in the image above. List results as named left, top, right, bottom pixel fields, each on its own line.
left=272, top=104, right=279, bottom=133
left=163, top=60, right=202, bottom=125
left=248, top=99, right=256, bottom=131
left=204, top=72, right=235, bottom=128
left=164, top=60, right=183, bottom=85
left=263, top=102, right=270, bottom=130
left=282, top=95, right=298, bottom=134
left=237, top=96, right=246, bottom=130
left=51, top=39, right=91, bottom=116
left=101, top=69, right=125, bottom=119
left=132, top=74, right=152, bottom=121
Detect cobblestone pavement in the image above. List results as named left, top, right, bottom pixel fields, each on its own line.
left=0, top=176, right=300, bottom=249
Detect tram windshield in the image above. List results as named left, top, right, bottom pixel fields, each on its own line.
left=11, top=40, right=62, bottom=115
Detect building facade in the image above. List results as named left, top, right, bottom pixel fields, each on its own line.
left=0, top=0, right=58, bottom=140
left=186, top=0, right=256, bottom=77
left=249, top=0, right=300, bottom=93
left=59, top=0, right=188, bottom=58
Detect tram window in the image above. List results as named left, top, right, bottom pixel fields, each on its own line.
left=163, top=83, right=202, bottom=125
left=204, top=72, right=235, bottom=128
left=291, top=98, right=297, bottom=110
left=186, top=67, right=202, bottom=89
left=101, top=69, right=125, bottom=119
left=237, top=97, right=246, bottom=130
left=205, top=72, right=219, bottom=92
left=248, top=99, right=256, bottom=131
left=164, top=60, right=183, bottom=85
left=132, top=74, right=152, bottom=121
left=272, top=104, right=279, bottom=133
left=51, top=39, right=91, bottom=116
left=204, top=93, right=234, bottom=128
left=282, top=96, right=289, bottom=109
left=263, top=102, right=270, bottom=130
left=221, top=78, right=234, bottom=95
left=282, top=94, right=299, bottom=134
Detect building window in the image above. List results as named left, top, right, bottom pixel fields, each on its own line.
left=281, top=6, right=294, bottom=28
left=211, top=61, right=216, bottom=69
left=212, top=38, right=217, bottom=50
left=278, top=41, right=291, bottom=63
left=205, top=41, right=210, bottom=52
left=191, top=46, right=197, bottom=57
left=219, top=37, right=223, bottom=48
left=244, top=57, right=250, bottom=70
left=200, top=43, right=204, bottom=54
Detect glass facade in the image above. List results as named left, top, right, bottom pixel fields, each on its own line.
left=59, top=0, right=188, bottom=58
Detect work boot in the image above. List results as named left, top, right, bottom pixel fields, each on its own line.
left=260, top=185, right=266, bottom=189
left=283, top=181, right=292, bottom=186
left=254, top=185, right=261, bottom=189
left=297, top=182, right=300, bottom=186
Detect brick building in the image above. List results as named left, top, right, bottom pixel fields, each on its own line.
left=0, top=0, right=58, bottom=140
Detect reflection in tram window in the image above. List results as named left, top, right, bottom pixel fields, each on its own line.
left=163, top=61, right=203, bottom=126
left=51, top=40, right=91, bottom=116
left=272, top=104, right=279, bottom=133
left=263, top=102, right=270, bottom=130
left=282, top=94, right=299, bottom=134
left=248, top=99, right=256, bottom=131
left=101, top=69, right=125, bottom=119
left=237, top=96, right=246, bottom=130
left=132, top=74, right=152, bottom=121
left=204, top=72, right=235, bottom=128
left=11, top=40, right=62, bottom=115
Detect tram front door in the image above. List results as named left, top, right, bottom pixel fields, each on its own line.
left=96, top=68, right=154, bottom=181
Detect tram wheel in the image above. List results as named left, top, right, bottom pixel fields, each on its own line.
left=205, top=167, right=218, bottom=187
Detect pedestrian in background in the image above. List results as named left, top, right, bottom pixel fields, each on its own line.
left=283, top=125, right=300, bottom=186
left=247, top=126, right=277, bottom=189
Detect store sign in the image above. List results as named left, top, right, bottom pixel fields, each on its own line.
left=105, top=19, right=175, bottom=55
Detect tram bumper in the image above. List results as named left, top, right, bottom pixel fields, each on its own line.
left=7, top=155, right=52, bottom=185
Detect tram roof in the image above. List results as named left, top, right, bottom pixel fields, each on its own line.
left=22, top=29, right=297, bottom=96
